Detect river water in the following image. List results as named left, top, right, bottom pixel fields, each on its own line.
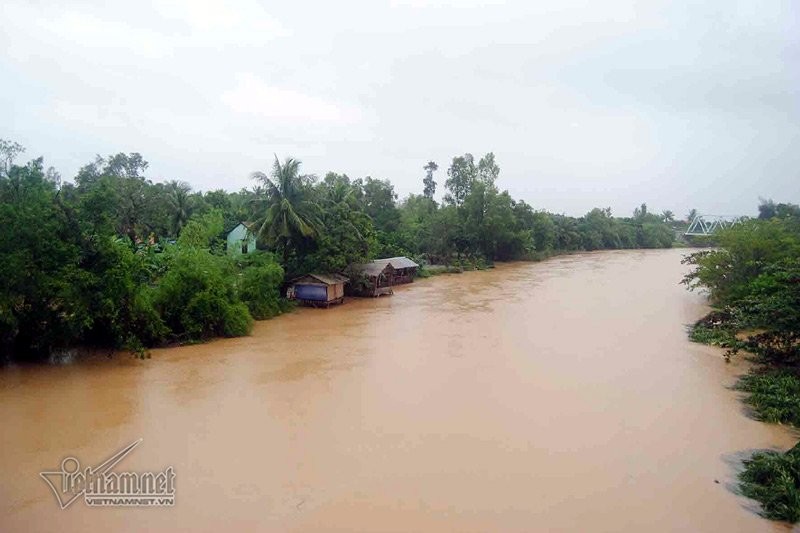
left=0, top=249, right=796, bottom=532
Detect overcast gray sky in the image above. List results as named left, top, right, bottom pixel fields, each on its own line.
left=2, top=0, right=798, bottom=217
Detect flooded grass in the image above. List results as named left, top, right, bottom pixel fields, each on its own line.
left=690, top=316, right=800, bottom=522
left=736, top=370, right=800, bottom=426
left=739, top=443, right=800, bottom=523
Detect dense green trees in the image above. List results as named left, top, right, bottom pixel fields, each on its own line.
left=391, top=153, right=676, bottom=262
left=684, top=211, right=800, bottom=367
left=0, top=139, right=679, bottom=361
left=683, top=217, right=800, bottom=308
left=295, top=174, right=375, bottom=274
left=759, top=199, right=800, bottom=220
left=0, top=146, right=285, bottom=361
left=0, top=158, right=88, bottom=356
left=243, top=150, right=677, bottom=273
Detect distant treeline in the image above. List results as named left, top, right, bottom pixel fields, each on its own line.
left=0, top=139, right=679, bottom=361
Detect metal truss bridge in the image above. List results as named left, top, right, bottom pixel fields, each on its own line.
left=685, top=215, right=746, bottom=236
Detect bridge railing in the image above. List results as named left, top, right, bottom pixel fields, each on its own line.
left=685, top=215, right=746, bottom=236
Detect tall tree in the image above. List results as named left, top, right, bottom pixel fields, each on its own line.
left=251, top=156, right=321, bottom=268
left=477, top=152, right=500, bottom=185
left=444, top=153, right=477, bottom=207
left=423, top=161, right=438, bottom=199
left=360, top=177, right=400, bottom=233
left=633, top=203, right=648, bottom=220
left=167, top=180, right=193, bottom=236
left=0, top=139, right=25, bottom=178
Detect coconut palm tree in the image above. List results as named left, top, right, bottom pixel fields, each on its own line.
left=251, top=156, right=321, bottom=268
left=167, top=180, right=193, bottom=237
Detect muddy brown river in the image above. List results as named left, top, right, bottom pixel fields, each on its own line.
left=1, top=249, right=796, bottom=531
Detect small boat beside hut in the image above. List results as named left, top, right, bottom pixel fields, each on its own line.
left=287, top=273, right=349, bottom=308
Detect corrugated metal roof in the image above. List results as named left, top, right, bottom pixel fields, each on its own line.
left=301, top=273, right=349, bottom=285
left=373, top=256, right=419, bottom=269
left=354, top=262, right=393, bottom=277
left=351, top=256, right=418, bottom=277
left=227, top=221, right=257, bottom=235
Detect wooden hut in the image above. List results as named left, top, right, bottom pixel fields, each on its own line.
left=287, top=274, right=349, bottom=307
left=350, top=262, right=395, bottom=297
left=372, top=256, right=419, bottom=284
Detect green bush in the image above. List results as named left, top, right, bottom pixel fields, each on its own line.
left=638, top=222, right=674, bottom=248
left=221, top=301, right=254, bottom=337
left=154, top=248, right=253, bottom=341
left=736, top=370, right=800, bottom=426
left=237, top=254, right=285, bottom=320
left=177, top=210, right=224, bottom=249
left=689, top=324, right=736, bottom=346
left=81, top=237, right=169, bottom=350
left=682, top=218, right=800, bottom=365
left=740, top=444, right=800, bottom=523
left=687, top=317, right=741, bottom=354
left=682, top=219, right=800, bottom=304
left=126, top=287, right=169, bottom=348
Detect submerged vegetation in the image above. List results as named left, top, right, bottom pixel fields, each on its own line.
left=735, top=371, right=800, bottom=427
left=683, top=201, right=800, bottom=522
left=687, top=311, right=741, bottom=352
left=740, top=444, right=800, bottom=523
left=0, top=139, right=678, bottom=362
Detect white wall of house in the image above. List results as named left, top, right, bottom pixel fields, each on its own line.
left=226, top=223, right=256, bottom=255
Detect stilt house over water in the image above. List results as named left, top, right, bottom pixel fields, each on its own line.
left=370, top=256, right=419, bottom=284
left=288, top=274, right=349, bottom=307
left=350, top=256, right=419, bottom=297
left=351, top=261, right=395, bottom=297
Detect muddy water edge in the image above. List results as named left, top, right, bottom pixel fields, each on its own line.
left=0, top=248, right=796, bottom=532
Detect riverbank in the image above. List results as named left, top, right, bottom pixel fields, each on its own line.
left=683, top=215, right=800, bottom=523
left=1, top=143, right=682, bottom=365
left=3, top=245, right=688, bottom=366
left=1, top=249, right=793, bottom=532
left=689, top=320, right=800, bottom=523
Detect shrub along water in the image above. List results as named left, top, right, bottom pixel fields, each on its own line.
left=154, top=247, right=253, bottom=342
left=735, top=371, right=800, bottom=427
left=740, top=443, right=800, bottom=523
left=236, top=252, right=289, bottom=320
left=683, top=202, right=800, bottom=522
